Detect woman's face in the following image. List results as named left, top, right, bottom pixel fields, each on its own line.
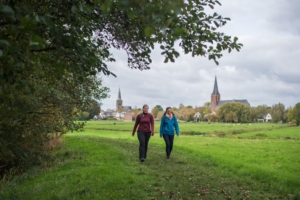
left=143, top=106, right=149, bottom=113
left=167, top=108, right=172, bottom=115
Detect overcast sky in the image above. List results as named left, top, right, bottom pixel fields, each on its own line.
left=100, top=0, right=300, bottom=111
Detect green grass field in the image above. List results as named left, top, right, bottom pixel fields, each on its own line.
left=1, top=121, right=300, bottom=199
left=85, top=120, right=291, bottom=134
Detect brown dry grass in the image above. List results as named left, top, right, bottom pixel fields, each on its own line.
left=45, top=136, right=64, bottom=150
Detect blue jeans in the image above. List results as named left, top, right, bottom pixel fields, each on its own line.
left=137, top=131, right=151, bottom=159
left=163, top=134, right=174, bottom=157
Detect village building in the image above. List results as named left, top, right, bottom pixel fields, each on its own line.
left=99, top=88, right=133, bottom=120
left=264, top=113, right=272, bottom=122
left=211, top=76, right=250, bottom=111
left=124, top=111, right=135, bottom=121
left=116, top=88, right=132, bottom=112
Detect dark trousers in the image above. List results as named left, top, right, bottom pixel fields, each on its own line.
left=137, top=131, right=151, bottom=159
left=163, top=134, right=174, bottom=157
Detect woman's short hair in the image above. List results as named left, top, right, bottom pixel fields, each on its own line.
left=142, top=104, right=149, bottom=109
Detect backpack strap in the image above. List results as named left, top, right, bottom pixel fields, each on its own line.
left=149, top=113, right=153, bottom=121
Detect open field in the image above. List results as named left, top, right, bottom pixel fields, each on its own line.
left=86, top=121, right=295, bottom=137
left=1, top=121, right=300, bottom=199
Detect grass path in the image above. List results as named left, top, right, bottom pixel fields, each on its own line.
left=1, top=132, right=297, bottom=199
left=1, top=122, right=299, bottom=199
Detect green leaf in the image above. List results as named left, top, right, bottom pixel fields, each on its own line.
left=30, top=35, right=45, bottom=46
left=144, top=26, right=154, bottom=38
left=15, top=62, right=25, bottom=68
left=0, top=49, right=3, bottom=56
left=128, top=12, right=135, bottom=19
left=215, top=1, right=221, bottom=6
left=100, top=0, right=112, bottom=13
left=1, top=5, right=15, bottom=16
left=0, top=40, right=10, bottom=46
left=71, top=5, right=77, bottom=13
left=213, top=21, right=219, bottom=28
left=173, top=27, right=185, bottom=36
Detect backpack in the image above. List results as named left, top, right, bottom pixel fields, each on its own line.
left=139, top=113, right=153, bottom=121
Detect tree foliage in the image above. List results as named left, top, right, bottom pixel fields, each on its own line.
left=203, top=102, right=211, bottom=109
left=131, top=108, right=140, bottom=118
left=249, top=107, right=257, bottom=122
left=225, top=111, right=238, bottom=123
left=217, top=102, right=250, bottom=123
left=88, top=100, right=101, bottom=119
left=288, top=103, right=300, bottom=126
left=151, top=107, right=159, bottom=118
left=1, top=0, right=242, bottom=86
left=177, top=107, right=195, bottom=121
left=172, top=107, right=178, bottom=111
left=179, top=103, right=185, bottom=109
left=154, top=105, right=164, bottom=112
left=0, top=70, right=109, bottom=175
left=255, top=105, right=269, bottom=119
left=270, top=103, right=285, bottom=123
left=0, top=0, right=242, bottom=175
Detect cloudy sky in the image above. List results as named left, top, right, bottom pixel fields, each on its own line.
left=100, top=0, right=300, bottom=111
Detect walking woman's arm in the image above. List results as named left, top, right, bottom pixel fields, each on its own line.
left=174, top=117, right=180, bottom=136
left=132, top=115, right=140, bottom=136
left=150, top=114, right=154, bottom=136
left=159, top=116, right=164, bottom=137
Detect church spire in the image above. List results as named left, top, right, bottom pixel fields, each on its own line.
left=118, top=88, right=122, bottom=100
left=212, top=76, right=220, bottom=95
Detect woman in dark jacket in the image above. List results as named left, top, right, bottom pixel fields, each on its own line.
left=132, top=104, right=154, bottom=162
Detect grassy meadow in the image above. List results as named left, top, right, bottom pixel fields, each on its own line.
left=1, top=121, right=300, bottom=199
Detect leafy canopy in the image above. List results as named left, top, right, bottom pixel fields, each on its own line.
left=1, top=0, right=242, bottom=88
left=288, top=103, right=300, bottom=126
left=0, top=0, right=242, bottom=175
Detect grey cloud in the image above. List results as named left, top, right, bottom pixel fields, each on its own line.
left=261, top=0, right=300, bottom=35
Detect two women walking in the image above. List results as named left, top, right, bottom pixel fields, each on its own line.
left=132, top=105, right=179, bottom=162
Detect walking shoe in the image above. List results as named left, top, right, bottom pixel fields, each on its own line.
left=167, top=156, right=170, bottom=161
left=140, top=158, right=145, bottom=162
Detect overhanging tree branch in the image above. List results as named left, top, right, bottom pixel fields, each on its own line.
left=30, top=47, right=57, bottom=52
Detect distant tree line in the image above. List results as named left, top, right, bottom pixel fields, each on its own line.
left=151, top=102, right=300, bottom=124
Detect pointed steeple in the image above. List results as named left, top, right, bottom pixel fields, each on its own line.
left=118, top=88, right=122, bottom=100
left=212, top=76, right=220, bottom=95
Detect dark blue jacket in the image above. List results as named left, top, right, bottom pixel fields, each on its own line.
left=160, top=115, right=180, bottom=136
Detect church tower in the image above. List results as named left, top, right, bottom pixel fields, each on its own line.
left=211, top=76, right=221, bottom=111
left=116, top=88, right=123, bottom=111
